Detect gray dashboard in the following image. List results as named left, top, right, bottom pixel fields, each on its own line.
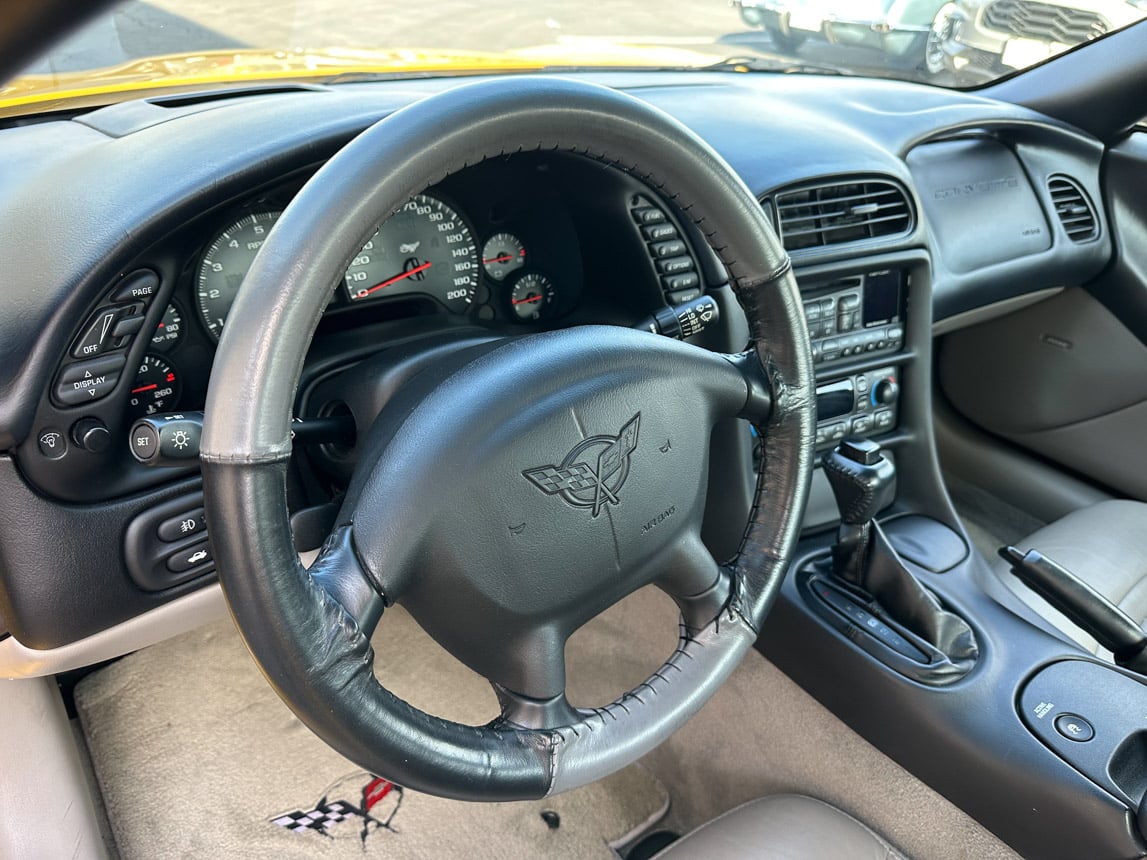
left=0, top=69, right=1114, bottom=650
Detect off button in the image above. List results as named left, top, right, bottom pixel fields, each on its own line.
left=1054, top=713, right=1094, bottom=743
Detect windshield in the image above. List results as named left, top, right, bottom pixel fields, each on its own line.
left=6, top=0, right=1147, bottom=113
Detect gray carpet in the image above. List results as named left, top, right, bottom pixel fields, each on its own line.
left=77, top=586, right=1020, bottom=860
left=75, top=609, right=668, bottom=860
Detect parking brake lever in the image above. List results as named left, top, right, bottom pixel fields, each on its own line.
left=1000, top=546, right=1147, bottom=674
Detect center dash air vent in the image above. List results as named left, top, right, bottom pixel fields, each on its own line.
left=772, top=178, right=912, bottom=252
left=1047, top=175, right=1098, bottom=243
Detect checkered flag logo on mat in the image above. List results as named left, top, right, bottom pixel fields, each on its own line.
left=272, top=801, right=356, bottom=833
left=270, top=772, right=403, bottom=843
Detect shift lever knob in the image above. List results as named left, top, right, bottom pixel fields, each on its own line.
left=822, top=438, right=895, bottom=526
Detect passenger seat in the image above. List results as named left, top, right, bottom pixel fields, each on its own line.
left=990, top=499, right=1147, bottom=658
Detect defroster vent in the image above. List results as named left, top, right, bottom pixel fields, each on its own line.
left=1047, top=175, right=1098, bottom=243
left=773, top=178, right=913, bottom=252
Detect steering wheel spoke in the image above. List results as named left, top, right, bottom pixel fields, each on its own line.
left=489, top=628, right=579, bottom=730
left=654, top=531, right=734, bottom=633
left=306, top=524, right=385, bottom=639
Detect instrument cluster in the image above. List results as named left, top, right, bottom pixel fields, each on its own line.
left=27, top=150, right=695, bottom=503
left=131, top=155, right=594, bottom=424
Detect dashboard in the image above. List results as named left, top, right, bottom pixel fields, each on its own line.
left=0, top=71, right=1113, bottom=651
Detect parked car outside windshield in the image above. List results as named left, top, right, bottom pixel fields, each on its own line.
left=1, top=0, right=1146, bottom=116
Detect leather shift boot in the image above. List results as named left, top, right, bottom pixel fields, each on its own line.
left=836, top=520, right=978, bottom=667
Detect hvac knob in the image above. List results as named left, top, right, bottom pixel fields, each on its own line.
left=872, top=378, right=899, bottom=406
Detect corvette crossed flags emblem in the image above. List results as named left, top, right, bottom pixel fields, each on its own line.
left=523, top=414, right=640, bottom=517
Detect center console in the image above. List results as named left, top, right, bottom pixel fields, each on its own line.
left=802, top=268, right=906, bottom=450
left=760, top=248, right=1147, bottom=859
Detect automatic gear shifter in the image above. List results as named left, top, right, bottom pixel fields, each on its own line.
left=822, top=438, right=978, bottom=674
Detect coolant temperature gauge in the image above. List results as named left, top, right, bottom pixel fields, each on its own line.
left=128, top=355, right=181, bottom=420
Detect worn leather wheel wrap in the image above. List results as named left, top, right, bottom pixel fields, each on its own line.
left=200, top=76, right=814, bottom=801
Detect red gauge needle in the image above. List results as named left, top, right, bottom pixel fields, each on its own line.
left=482, top=249, right=526, bottom=264
left=361, top=261, right=432, bottom=296
left=512, top=294, right=543, bottom=306
left=131, top=383, right=158, bottom=394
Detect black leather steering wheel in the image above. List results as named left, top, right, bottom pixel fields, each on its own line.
left=200, top=77, right=814, bottom=801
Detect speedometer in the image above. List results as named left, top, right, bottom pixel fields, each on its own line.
left=344, top=194, right=478, bottom=312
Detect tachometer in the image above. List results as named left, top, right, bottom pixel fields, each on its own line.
left=344, top=194, right=478, bottom=312
left=196, top=211, right=282, bottom=340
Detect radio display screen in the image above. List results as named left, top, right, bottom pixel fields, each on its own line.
left=863, top=270, right=903, bottom=327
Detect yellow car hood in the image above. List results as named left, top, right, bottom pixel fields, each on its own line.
left=0, top=43, right=720, bottom=116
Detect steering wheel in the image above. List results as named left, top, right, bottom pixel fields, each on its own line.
left=200, top=77, right=814, bottom=802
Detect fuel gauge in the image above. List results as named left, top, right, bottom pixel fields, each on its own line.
left=509, top=273, right=556, bottom=322
left=482, top=233, right=526, bottom=281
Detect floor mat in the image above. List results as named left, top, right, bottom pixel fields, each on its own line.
left=77, top=586, right=1019, bottom=860
left=75, top=608, right=668, bottom=860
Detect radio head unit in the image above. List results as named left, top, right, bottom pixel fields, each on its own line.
left=802, top=269, right=906, bottom=365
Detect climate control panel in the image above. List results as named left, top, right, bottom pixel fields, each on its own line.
left=815, top=367, right=900, bottom=449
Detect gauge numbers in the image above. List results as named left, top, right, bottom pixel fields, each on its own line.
left=128, top=354, right=181, bottom=419
left=150, top=303, right=183, bottom=351
left=196, top=211, right=282, bottom=340
left=344, top=194, right=478, bottom=312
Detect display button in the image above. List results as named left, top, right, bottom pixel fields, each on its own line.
left=642, top=223, right=677, bottom=241
left=166, top=540, right=213, bottom=574
left=37, top=428, right=67, bottom=460
left=657, top=256, right=694, bottom=275
left=157, top=508, right=207, bottom=543
left=632, top=207, right=666, bottom=225
left=651, top=239, right=687, bottom=258
left=1054, top=713, right=1094, bottom=743
left=71, top=308, right=123, bottom=359
left=54, top=355, right=126, bottom=406
left=662, top=271, right=700, bottom=292
left=110, top=270, right=160, bottom=303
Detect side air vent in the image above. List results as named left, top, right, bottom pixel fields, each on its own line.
left=772, top=179, right=913, bottom=252
left=1047, top=175, right=1098, bottom=243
